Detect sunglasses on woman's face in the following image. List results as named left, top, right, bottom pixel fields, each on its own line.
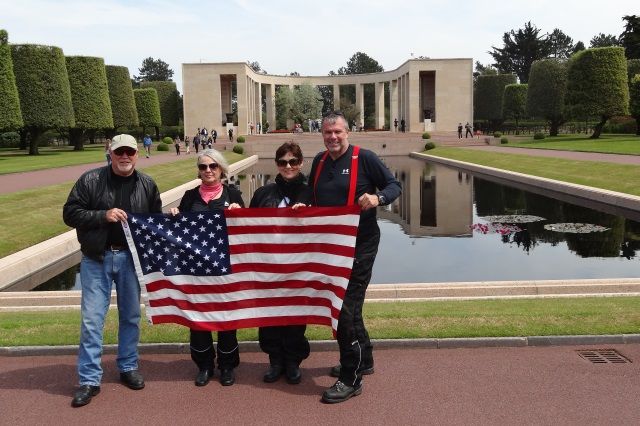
left=113, top=147, right=138, bottom=157
left=276, top=158, right=301, bottom=167
left=198, top=163, right=219, bottom=171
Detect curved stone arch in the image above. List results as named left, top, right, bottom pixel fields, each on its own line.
left=182, top=58, right=473, bottom=136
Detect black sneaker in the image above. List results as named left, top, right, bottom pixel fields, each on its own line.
left=329, top=364, right=374, bottom=378
left=195, top=369, right=213, bottom=387
left=322, top=380, right=362, bottom=403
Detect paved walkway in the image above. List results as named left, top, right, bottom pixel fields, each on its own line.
left=1, top=132, right=636, bottom=195
left=2, top=343, right=639, bottom=424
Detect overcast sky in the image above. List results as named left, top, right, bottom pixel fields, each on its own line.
left=1, top=0, right=636, bottom=90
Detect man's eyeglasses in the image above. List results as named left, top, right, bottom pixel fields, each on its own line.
left=113, top=147, right=137, bottom=157
left=197, top=163, right=219, bottom=171
left=276, top=158, right=301, bottom=167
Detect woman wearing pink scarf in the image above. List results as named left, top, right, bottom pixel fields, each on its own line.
left=170, top=149, right=243, bottom=387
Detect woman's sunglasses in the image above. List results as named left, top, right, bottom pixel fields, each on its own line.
left=198, top=163, right=219, bottom=171
left=276, top=158, right=301, bottom=167
left=113, top=147, right=138, bottom=157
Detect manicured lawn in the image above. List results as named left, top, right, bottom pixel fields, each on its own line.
left=508, top=134, right=640, bottom=155
left=427, top=147, right=640, bottom=196
left=0, top=152, right=245, bottom=257
left=2, top=297, right=639, bottom=346
left=0, top=143, right=172, bottom=175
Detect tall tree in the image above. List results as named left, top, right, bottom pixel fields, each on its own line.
left=133, top=88, right=161, bottom=138
left=489, top=22, right=552, bottom=83
left=11, top=44, right=75, bottom=154
left=474, top=74, right=517, bottom=130
left=572, top=41, right=586, bottom=54
left=275, top=86, right=293, bottom=129
left=566, top=47, right=629, bottom=138
left=547, top=29, right=574, bottom=59
left=337, top=52, right=384, bottom=75
left=105, top=65, right=139, bottom=137
left=590, top=33, right=620, bottom=48
left=620, top=15, right=640, bottom=59
left=134, top=57, right=174, bottom=83
left=0, top=29, right=23, bottom=131
left=526, top=58, right=568, bottom=136
left=292, top=84, right=323, bottom=126
left=247, top=60, right=267, bottom=74
left=65, top=56, right=113, bottom=150
left=628, top=59, right=640, bottom=80
left=140, top=81, right=179, bottom=126
left=502, top=84, right=528, bottom=133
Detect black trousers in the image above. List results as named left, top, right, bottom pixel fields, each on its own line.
left=259, top=325, right=310, bottom=366
left=190, top=329, right=239, bottom=371
left=337, top=232, right=379, bottom=386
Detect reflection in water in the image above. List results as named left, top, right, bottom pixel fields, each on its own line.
left=34, top=156, right=640, bottom=290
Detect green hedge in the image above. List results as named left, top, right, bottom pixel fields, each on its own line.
left=526, top=59, right=568, bottom=136
left=66, top=56, right=113, bottom=129
left=236, top=135, right=245, bottom=143
left=11, top=44, right=75, bottom=129
left=567, top=47, right=629, bottom=120
left=106, top=65, right=139, bottom=129
left=474, top=74, right=517, bottom=121
left=421, top=132, right=431, bottom=139
left=133, top=88, right=161, bottom=128
left=157, top=143, right=169, bottom=151
left=502, top=84, right=527, bottom=122
left=162, top=136, right=173, bottom=144
left=0, top=29, right=23, bottom=131
left=140, top=81, right=179, bottom=126
left=424, top=142, right=435, bottom=150
left=232, top=144, right=244, bottom=154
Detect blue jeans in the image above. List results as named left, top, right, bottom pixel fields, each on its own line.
left=78, top=251, right=141, bottom=386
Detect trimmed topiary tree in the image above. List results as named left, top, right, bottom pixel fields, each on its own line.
left=526, top=59, right=568, bottom=136
left=232, top=144, right=244, bottom=154
left=140, top=81, right=179, bottom=126
left=134, top=88, right=161, bottom=137
left=0, top=30, right=23, bottom=131
left=65, top=56, right=113, bottom=150
left=474, top=74, right=517, bottom=130
left=11, top=43, right=75, bottom=154
left=566, top=47, right=629, bottom=139
left=105, top=65, right=139, bottom=137
left=502, top=84, right=528, bottom=134
left=630, top=75, right=640, bottom=136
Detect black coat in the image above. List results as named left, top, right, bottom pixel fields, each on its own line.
left=63, top=166, right=162, bottom=261
left=249, top=174, right=311, bottom=208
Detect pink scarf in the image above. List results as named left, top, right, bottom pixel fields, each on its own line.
left=199, top=182, right=223, bottom=204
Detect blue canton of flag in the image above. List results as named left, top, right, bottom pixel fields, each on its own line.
left=126, top=211, right=232, bottom=276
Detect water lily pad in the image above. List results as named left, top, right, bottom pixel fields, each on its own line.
left=543, top=223, right=610, bottom=233
left=471, top=223, right=522, bottom=235
left=479, top=215, right=546, bottom=224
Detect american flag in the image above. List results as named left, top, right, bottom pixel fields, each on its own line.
left=123, top=206, right=360, bottom=332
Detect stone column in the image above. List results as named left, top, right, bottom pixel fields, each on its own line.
left=211, top=74, right=222, bottom=134
left=256, top=81, right=262, bottom=133
left=390, top=79, right=398, bottom=131
left=409, top=70, right=420, bottom=132
left=236, top=74, right=248, bottom=136
left=265, top=84, right=275, bottom=131
left=374, top=82, right=385, bottom=129
left=333, top=84, right=340, bottom=110
left=355, top=83, right=364, bottom=128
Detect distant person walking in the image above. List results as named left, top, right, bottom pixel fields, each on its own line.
left=104, top=138, right=111, bottom=165
left=228, top=128, right=233, bottom=141
left=174, top=136, right=181, bottom=155
left=457, top=123, right=463, bottom=139
left=465, top=122, right=473, bottom=138
left=184, top=136, right=191, bottom=154
left=212, top=129, right=217, bottom=144
left=142, top=134, right=152, bottom=158
left=193, top=135, right=199, bottom=154
left=393, top=118, right=398, bottom=132
left=400, top=118, right=406, bottom=133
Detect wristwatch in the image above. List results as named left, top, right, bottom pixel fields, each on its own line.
left=376, top=192, right=387, bottom=205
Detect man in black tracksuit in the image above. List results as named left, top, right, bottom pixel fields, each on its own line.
left=309, top=111, right=401, bottom=403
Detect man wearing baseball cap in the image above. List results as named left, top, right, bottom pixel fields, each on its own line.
left=63, top=134, right=162, bottom=407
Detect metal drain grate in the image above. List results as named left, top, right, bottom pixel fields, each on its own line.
left=577, top=349, right=631, bottom=364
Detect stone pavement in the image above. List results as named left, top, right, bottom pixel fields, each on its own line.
left=1, top=341, right=640, bottom=425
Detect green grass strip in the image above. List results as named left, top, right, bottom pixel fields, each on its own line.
left=0, top=152, right=245, bottom=257
left=2, top=297, right=639, bottom=346
left=508, top=134, right=640, bottom=155
left=427, top=147, right=640, bottom=196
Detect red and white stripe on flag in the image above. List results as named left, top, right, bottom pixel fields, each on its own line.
left=124, top=205, right=360, bottom=332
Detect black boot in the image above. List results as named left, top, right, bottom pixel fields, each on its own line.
left=263, top=365, right=284, bottom=383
